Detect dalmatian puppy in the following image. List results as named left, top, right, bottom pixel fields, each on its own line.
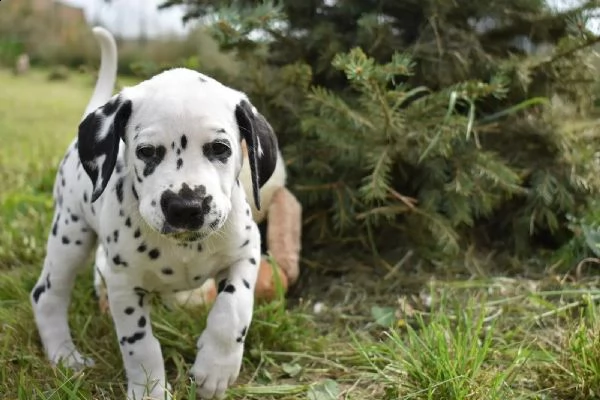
left=30, top=27, right=278, bottom=400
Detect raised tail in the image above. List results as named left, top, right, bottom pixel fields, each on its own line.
left=81, top=26, right=118, bottom=121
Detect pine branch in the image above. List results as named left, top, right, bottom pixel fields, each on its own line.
left=533, top=34, right=600, bottom=70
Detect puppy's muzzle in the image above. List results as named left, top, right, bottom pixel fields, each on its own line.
left=160, top=187, right=212, bottom=231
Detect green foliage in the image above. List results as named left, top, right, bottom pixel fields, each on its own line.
left=353, top=295, right=523, bottom=399
left=158, top=0, right=600, bottom=265
left=540, top=299, right=600, bottom=399
left=301, top=48, right=529, bottom=255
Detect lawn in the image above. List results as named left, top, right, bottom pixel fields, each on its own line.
left=1, top=66, right=600, bottom=400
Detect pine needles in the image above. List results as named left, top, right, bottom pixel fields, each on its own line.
left=158, top=0, right=600, bottom=264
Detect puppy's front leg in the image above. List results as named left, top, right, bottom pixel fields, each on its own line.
left=105, top=273, right=171, bottom=400
left=191, top=255, right=259, bottom=399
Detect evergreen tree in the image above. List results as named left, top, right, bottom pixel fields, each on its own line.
left=159, top=0, right=600, bottom=264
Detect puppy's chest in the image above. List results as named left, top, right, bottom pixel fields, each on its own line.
left=127, top=242, right=233, bottom=293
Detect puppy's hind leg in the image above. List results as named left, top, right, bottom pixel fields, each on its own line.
left=31, top=206, right=97, bottom=369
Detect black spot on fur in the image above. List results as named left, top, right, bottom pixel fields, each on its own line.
left=32, top=274, right=51, bottom=303
left=52, top=212, right=61, bottom=236
left=83, top=191, right=88, bottom=203
left=224, top=284, right=236, bottom=293
left=91, top=205, right=96, bottom=215
left=151, top=200, right=156, bottom=207
left=62, top=236, right=70, bottom=245
left=32, top=284, right=46, bottom=303
left=193, top=185, right=206, bottom=197
left=141, top=145, right=166, bottom=177
left=119, top=209, right=124, bottom=217
left=113, top=255, right=128, bottom=267
left=71, top=214, right=79, bottom=222
left=129, top=350, right=134, bottom=356
left=61, top=178, right=66, bottom=186
left=245, top=225, right=251, bottom=230
left=134, top=286, right=148, bottom=307
left=135, top=168, right=143, bottom=183
left=131, top=184, right=139, bottom=201
left=236, top=326, right=248, bottom=343
left=242, top=279, right=250, bottom=289
left=241, top=239, right=249, bottom=247
left=148, top=248, right=160, bottom=259
left=102, top=96, right=121, bottom=116
left=193, top=275, right=202, bottom=281
left=115, top=177, right=124, bottom=203
left=171, top=141, right=175, bottom=150
left=161, top=267, right=173, bottom=275
left=176, top=158, right=183, bottom=170
left=180, top=134, right=187, bottom=149
left=176, top=148, right=181, bottom=156
left=217, top=279, right=227, bottom=293
left=124, top=307, right=134, bottom=315
left=125, top=217, right=132, bottom=227
left=246, top=208, right=250, bottom=216
left=106, top=235, right=111, bottom=244
left=134, top=228, right=141, bottom=238
left=113, top=230, right=119, bottom=242
left=137, top=243, right=147, bottom=252
left=115, top=161, right=123, bottom=174
left=138, top=316, right=146, bottom=328
left=75, top=240, right=82, bottom=245
left=120, top=331, right=146, bottom=346
left=249, top=258, right=256, bottom=265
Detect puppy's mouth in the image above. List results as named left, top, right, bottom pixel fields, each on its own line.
left=160, top=225, right=207, bottom=242
left=159, top=212, right=224, bottom=242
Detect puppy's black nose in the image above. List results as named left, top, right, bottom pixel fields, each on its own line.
left=160, top=190, right=212, bottom=230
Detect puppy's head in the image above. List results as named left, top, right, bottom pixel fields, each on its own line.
left=78, top=68, right=278, bottom=241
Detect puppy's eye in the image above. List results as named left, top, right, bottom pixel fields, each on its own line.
left=210, top=142, right=230, bottom=156
left=203, top=140, right=232, bottom=161
left=136, top=145, right=156, bottom=159
left=203, top=141, right=231, bottom=162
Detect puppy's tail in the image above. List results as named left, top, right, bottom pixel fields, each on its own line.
left=82, top=26, right=118, bottom=121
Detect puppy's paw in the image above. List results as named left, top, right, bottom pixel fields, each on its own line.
left=127, top=380, right=172, bottom=400
left=50, top=346, right=95, bottom=370
left=190, top=332, right=243, bottom=399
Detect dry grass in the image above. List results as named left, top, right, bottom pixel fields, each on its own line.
left=2, top=66, right=600, bottom=400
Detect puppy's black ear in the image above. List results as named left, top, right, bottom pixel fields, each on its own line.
left=78, top=94, right=132, bottom=202
left=235, top=100, right=278, bottom=211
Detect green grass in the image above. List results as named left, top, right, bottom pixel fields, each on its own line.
left=2, top=66, right=600, bottom=399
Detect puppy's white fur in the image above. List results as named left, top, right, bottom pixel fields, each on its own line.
left=30, top=26, right=279, bottom=400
